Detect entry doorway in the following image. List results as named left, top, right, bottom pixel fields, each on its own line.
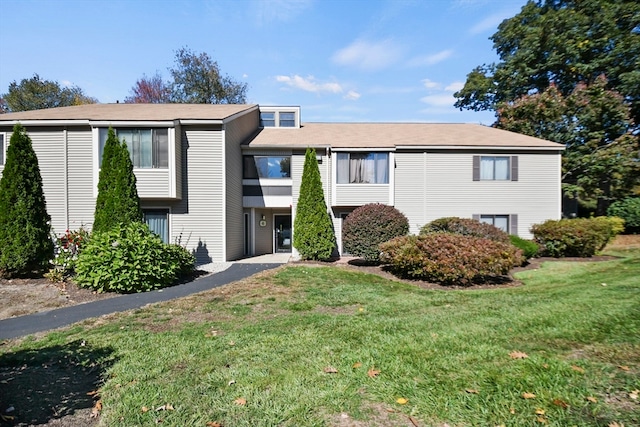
left=274, top=214, right=292, bottom=253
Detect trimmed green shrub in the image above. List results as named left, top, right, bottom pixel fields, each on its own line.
left=509, top=235, right=539, bottom=260
left=420, top=217, right=510, bottom=243
left=380, top=233, right=524, bottom=286
left=0, top=124, right=54, bottom=277
left=75, top=222, right=195, bottom=293
left=93, top=127, right=142, bottom=234
left=342, top=204, right=409, bottom=262
left=607, top=197, right=640, bottom=232
left=530, top=217, right=621, bottom=257
left=293, top=147, right=336, bottom=260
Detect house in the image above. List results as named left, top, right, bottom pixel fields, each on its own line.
left=0, top=104, right=564, bottom=264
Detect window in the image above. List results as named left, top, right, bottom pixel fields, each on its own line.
left=260, top=112, right=275, bottom=127
left=144, top=209, right=169, bottom=243
left=0, top=134, right=4, bottom=165
left=99, top=128, right=169, bottom=169
left=474, top=214, right=518, bottom=235
left=243, top=156, right=291, bottom=179
left=473, top=155, right=518, bottom=181
left=337, top=152, right=389, bottom=184
left=279, top=112, right=296, bottom=127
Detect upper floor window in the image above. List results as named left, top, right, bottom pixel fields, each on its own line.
left=279, top=112, right=296, bottom=127
left=473, top=155, right=518, bottom=181
left=260, top=112, right=275, bottom=127
left=337, top=152, right=389, bottom=184
left=99, top=128, right=168, bottom=169
left=243, top=155, right=291, bottom=179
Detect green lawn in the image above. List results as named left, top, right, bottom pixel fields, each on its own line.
left=1, top=247, right=639, bottom=426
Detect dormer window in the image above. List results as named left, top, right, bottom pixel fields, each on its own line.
left=260, top=112, right=275, bottom=127
left=259, top=107, right=300, bottom=128
left=279, top=112, right=296, bottom=127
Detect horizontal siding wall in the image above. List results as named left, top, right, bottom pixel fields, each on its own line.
left=334, top=185, right=390, bottom=206
left=135, top=169, right=171, bottom=198
left=172, top=128, right=225, bottom=264
left=395, top=151, right=561, bottom=238
left=66, top=127, right=95, bottom=230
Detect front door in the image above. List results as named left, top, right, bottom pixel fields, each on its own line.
left=274, top=215, right=292, bottom=253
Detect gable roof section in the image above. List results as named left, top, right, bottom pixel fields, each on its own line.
left=244, top=122, right=564, bottom=150
left=0, top=103, right=258, bottom=123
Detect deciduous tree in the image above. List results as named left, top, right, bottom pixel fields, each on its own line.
left=0, top=124, right=53, bottom=277
left=124, top=72, right=171, bottom=103
left=293, top=148, right=335, bottom=260
left=2, top=74, right=97, bottom=112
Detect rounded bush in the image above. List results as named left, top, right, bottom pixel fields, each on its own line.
left=342, top=204, right=409, bottom=262
left=420, top=217, right=510, bottom=243
left=380, top=233, right=524, bottom=286
left=509, top=235, right=539, bottom=260
left=607, top=197, right=640, bottom=232
left=75, top=222, right=195, bottom=293
left=530, top=217, right=620, bottom=257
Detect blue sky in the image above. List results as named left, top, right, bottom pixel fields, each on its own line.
left=0, top=0, right=527, bottom=124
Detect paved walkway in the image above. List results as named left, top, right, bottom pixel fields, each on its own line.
left=0, top=261, right=285, bottom=340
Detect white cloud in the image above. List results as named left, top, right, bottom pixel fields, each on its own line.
left=420, top=93, right=457, bottom=108
left=422, top=78, right=441, bottom=89
left=408, top=49, right=454, bottom=67
left=253, top=0, right=313, bottom=25
left=61, top=80, right=73, bottom=87
left=445, top=81, right=464, bottom=92
left=344, top=90, right=361, bottom=101
left=275, top=75, right=343, bottom=94
left=332, top=39, right=404, bottom=71
left=469, top=8, right=520, bottom=35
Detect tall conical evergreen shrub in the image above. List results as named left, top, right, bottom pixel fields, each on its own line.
left=92, top=128, right=142, bottom=233
left=0, top=123, right=54, bottom=277
left=293, top=147, right=335, bottom=260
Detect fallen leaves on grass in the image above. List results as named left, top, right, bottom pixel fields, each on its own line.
left=206, top=422, right=223, bottom=427
left=234, top=397, right=247, bottom=406
left=396, top=397, right=408, bottom=405
left=552, top=398, right=569, bottom=408
left=352, top=362, right=362, bottom=369
left=571, top=365, right=585, bottom=373
left=618, top=365, right=630, bottom=371
left=586, top=396, right=598, bottom=403
left=90, top=400, right=102, bottom=418
left=509, top=351, right=529, bottom=359
left=155, top=404, right=174, bottom=411
left=522, top=392, right=536, bottom=399
left=629, top=389, right=639, bottom=400
left=323, top=366, right=338, bottom=374
left=465, top=389, right=479, bottom=394
left=367, top=368, right=381, bottom=378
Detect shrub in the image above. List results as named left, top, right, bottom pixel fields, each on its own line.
left=293, top=147, right=336, bottom=260
left=607, top=197, right=640, bottom=232
left=530, top=217, right=621, bottom=257
left=342, top=204, right=409, bottom=262
left=75, top=222, right=195, bottom=293
left=0, top=124, right=54, bottom=277
left=45, top=227, right=90, bottom=282
left=509, top=235, right=539, bottom=260
left=380, top=233, right=524, bottom=286
left=420, top=217, right=510, bottom=243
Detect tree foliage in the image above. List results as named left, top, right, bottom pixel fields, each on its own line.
left=0, top=124, right=53, bottom=277
left=293, top=148, right=336, bottom=260
left=455, top=0, right=640, bottom=126
left=2, top=74, right=97, bottom=112
left=497, top=76, right=639, bottom=214
left=124, top=72, right=171, bottom=104
left=92, top=128, right=142, bottom=234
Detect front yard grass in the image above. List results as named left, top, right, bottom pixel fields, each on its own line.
left=1, top=247, right=639, bottom=426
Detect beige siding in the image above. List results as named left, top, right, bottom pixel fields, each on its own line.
left=174, top=124, right=182, bottom=200
left=171, top=127, right=225, bottom=264
left=67, top=127, right=95, bottom=230
left=135, top=169, right=172, bottom=198
left=225, top=110, right=258, bottom=260
left=254, top=208, right=273, bottom=255
left=395, top=151, right=562, bottom=238
left=28, top=129, right=67, bottom=234
left=334, top=185, right=390, bottom=206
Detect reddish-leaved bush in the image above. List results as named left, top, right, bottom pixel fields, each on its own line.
left=420, top=217, right=510, bottom=243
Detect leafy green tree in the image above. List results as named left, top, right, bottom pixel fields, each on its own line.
left=454, top=0, right=640, bottom=127
left=497, top=76, right=639, bottom=215
left=2, top=74, right=97, bottom=112
left=0, top=124, right=53, bottom=277
left=93, top=128, right=142, bottom=233
left=293, top=148, right=336, bottom=260
left=169, top=47, right=248, bottom=104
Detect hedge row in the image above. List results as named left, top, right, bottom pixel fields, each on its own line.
left=531, top=217, right=623, bottom=257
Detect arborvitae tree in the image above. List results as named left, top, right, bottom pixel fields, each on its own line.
left=92, top=128, right=142, bottom=234
left=0, top=123, right=53, bottom=277
left=293, top=147, right=336, bottom=260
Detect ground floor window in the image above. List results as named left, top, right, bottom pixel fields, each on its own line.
left=144, top=209, right=169, bottom=243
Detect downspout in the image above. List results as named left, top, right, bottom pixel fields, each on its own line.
left=64, top=127, right=69, bottom=231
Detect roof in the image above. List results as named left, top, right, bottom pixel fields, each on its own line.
left=244, top=122, right=564, bottom=149
left=0, top=103, right=258, bottom=122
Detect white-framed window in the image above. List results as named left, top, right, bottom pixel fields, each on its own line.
left=473, top=155, right=518, bottom=181
left=143, top=209, right=169, bottom=243
left=243, top=155, right=291, bottom=178
left=259, top=108, right=299, bottom=128
left=279, top=112, right=296, bottom=127
left=337, top=152, right=389, bottom=184
left=260, top=112, right=275, bottom=127
left=99, top=128, right=169, bottom=169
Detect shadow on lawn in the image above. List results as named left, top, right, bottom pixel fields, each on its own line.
left=0, top=340, right=116, bottom=425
